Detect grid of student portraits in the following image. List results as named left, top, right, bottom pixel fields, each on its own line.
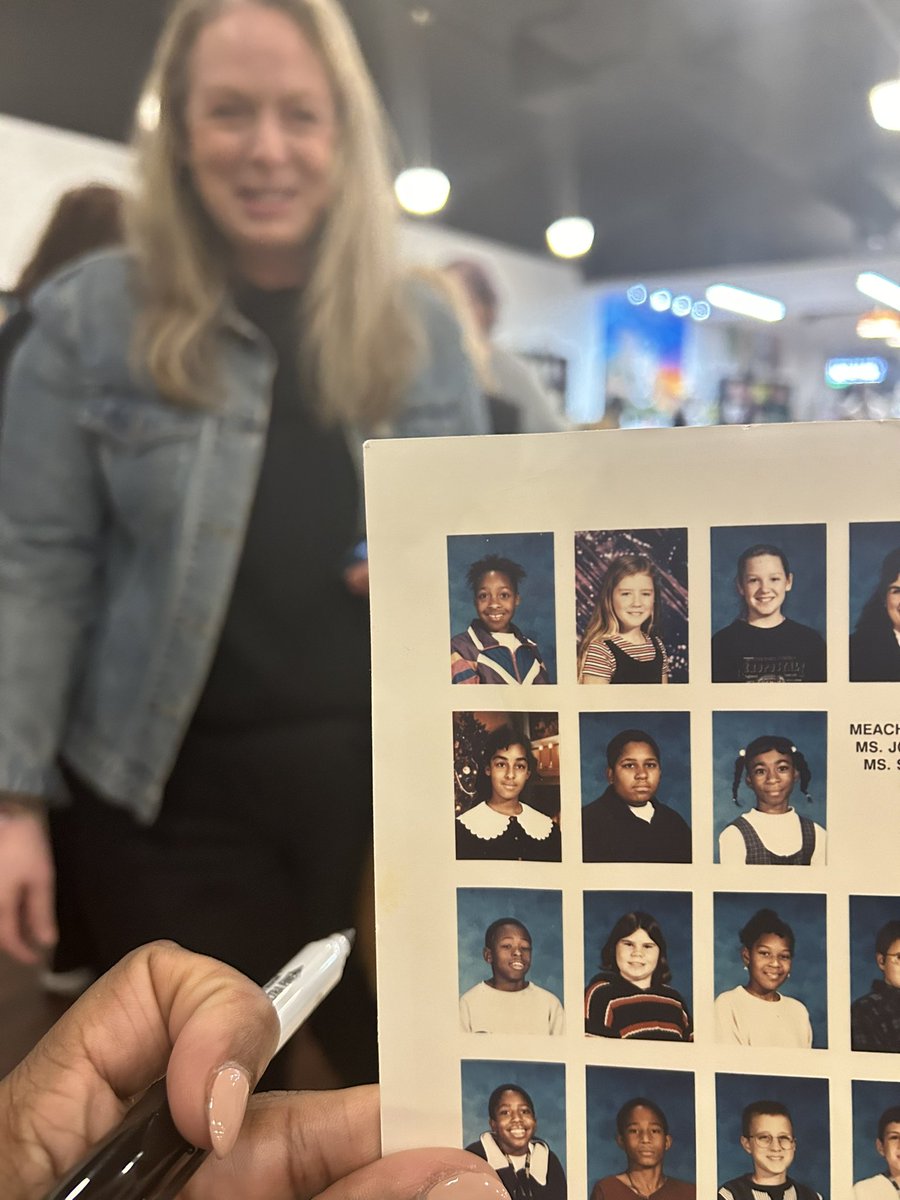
left=440, top=516, right=900, bottom=1200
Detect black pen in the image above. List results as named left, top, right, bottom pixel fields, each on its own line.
left=43, top=931, right=354, bottom=1200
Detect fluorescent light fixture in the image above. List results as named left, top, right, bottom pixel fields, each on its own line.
left=825, top=357, right=887, bottom=388
left=394, top=167, right=450, bottom=216
left=545, top=216, right=595, bottom=259
left=870, top=78, right=900, bottom=130
left=705, top=284, right=786, bottom=322
left=856, top=270, right=900, bottom=311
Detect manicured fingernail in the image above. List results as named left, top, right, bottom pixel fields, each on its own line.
left=207, top=1063, right=250, bottom=1159
left=420, top=1169, right=511, bottom=1200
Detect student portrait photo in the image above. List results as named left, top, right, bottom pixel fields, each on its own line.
left=575, top=528, right=688, bottom=684
left=712, top=710, right=827, bottom=866
left=453, top=712, right=561, bottom=862
left=584, top=891, right=693, bottom=1041
left=457, top=887, right=564, bottom=1035
left=586, top=1066, right=696, bottom=1199
left=850, top=896, right=900, bottom=1053
left=717, top=1096, right=824, bottom=1200
left=448, top=532, right=555, bottom=684
left=710, top=524, right=827, bottom=683
left=580, top=712, right=692, bottom=863
left=852, top=1081, right=900, bottom=1197
left=714, top=892, right=827, bottom=1049
left=461, top=1059, right=567, bottom=1200
left=850, top=521, right=900, bottom=682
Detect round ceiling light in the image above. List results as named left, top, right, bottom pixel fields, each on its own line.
left=545, top=216, right=595, bottom=259
left=870, top=78, right=900, bottom=131
left=394, top=167, right=451, bottom=216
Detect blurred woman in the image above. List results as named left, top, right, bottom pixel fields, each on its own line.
left=466, top=1084, right=568, bottom=1200
left=850, top=546, right=900, bottom=681
left=584, top=910, right=692, bottom=1040
left=0, top=0, right=485, bottom=1086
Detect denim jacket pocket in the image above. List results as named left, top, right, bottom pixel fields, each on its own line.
left=77, top=394, right=204, bottom=450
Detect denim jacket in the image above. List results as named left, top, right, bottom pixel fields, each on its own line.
left=0, top=250, right=487, bottom=821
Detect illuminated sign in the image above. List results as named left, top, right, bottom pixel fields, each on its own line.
left=824, top=357, right=888, bottom=388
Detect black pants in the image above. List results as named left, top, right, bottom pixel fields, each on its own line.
left=61, top=714, right=377, bottom=1087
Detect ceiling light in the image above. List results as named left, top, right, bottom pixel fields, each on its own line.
left=671, top=294, right=692, bottom=317
left=856, top=270, right=900, bottom=310
left=626, top=284, right=648, bottom=305
left=705, top=284, right=786, bottom=322
left=870, top=78, right=900, bottom=130
left=649, top=288, right=672, bottom=312
left=691, top=300, right=711, bottom=321
left=825, top=357, right=888, bottom=387
left=856, top=308, right=900, bottom=338
left=394, top=167, right=450, bottom=216
left=545, top=216, right=595, bottom=259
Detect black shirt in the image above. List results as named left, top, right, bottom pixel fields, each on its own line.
left=193, top=285, right=369, bottom=725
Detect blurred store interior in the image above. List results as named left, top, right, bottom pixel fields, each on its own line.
left=6, top=0, right=900, bottom=426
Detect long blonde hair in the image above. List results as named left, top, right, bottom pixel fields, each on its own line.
left=126, top=0, right=420, bottom=424
left=577, top=553, right=661, bottom=680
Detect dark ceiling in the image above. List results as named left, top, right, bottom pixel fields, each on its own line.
left=5, top=0, right=900, bottom=282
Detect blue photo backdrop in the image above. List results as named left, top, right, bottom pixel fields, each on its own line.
left=448, top=532, right=557, bottom=681
left=852, top=1078, right=900, bottom=1185
left=579, top=710, right=691, bottom=826
left=586, top=1065, right=696, bottom=1186
left=460, top=1059, right=567, bottom=1170
left=583, top=889, right=693, bottom=1019
left=849, top=894, right=900, bottom=1005
left=710, top=523, right=827, bottom=637
left=716, top=1073, right=830, bottom=1198
left=713, top=891, right=828, bottom=1049
left=711, top=709, right=828, bottom=860
left=457, top=887, right=564, bottom=1000
left=849, top=520, right=900, bottom=629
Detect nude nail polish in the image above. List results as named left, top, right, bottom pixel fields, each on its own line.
left=420, top=1169, right=511, bottom=1200
left=207, top=1063, right=250, bottom=1159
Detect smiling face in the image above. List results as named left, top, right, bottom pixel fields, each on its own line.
left=608, top=741, right=661, bottom=807
left=490, top=1090, right=537, bottom=1156
left=742, top=932, right=792, bottom=999
left=611, top=572, right=655, bottom=635
left=885, top=575, right=900, bottom=633
left=485, top=743, right=531, bottom=809
left=741, top=1112, right=796, bottom=1185
left=473, top=570, right=520, bottom=634
left=737, top=554, right=793, bottom=627
left=877, top=937, right=900, bottom=990
left=744, top=749, right=798, bottom=814
left=615, top=928, right=660, bottom=990
left=183, top=3, right=338, bottom=286
left=617, top=1104, right=671, bottom=1172
left=485, top=923, right=532, bottom=991
left=877, top=1121, right=900, bottom=1180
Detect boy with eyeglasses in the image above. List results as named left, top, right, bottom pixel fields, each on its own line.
left=718, top=1099, right=821, bottom=1200
left=852, top=919, right=900, bottom=1053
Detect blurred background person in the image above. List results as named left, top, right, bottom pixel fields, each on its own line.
left=445, top=258, right=571, bottom=434
left=0, top=0, right=485, bottom=1089
left=0, top=182, right=123, bottom=423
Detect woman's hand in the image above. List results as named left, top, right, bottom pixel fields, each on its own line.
left=0, top=941, right=508, bottom=1200
left=0, top=803, right=56, bottom=963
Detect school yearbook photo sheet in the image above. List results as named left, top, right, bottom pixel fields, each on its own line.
left=367, top=420, right=900, bottom=1200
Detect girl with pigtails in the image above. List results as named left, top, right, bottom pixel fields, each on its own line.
left=718, top=735, right=826, bottom=865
